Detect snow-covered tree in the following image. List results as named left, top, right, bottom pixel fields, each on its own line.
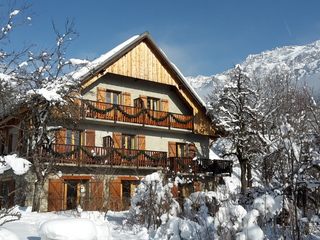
left=0, top=3, right=87, bottom=212
left=208, top=65, right=262, bottom=194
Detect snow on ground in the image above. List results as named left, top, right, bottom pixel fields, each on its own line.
left=4, top=207, right=148, bottom=240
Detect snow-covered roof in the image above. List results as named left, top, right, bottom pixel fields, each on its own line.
left=73, top=32, right=207, bottom=110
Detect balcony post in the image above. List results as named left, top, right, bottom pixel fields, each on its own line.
left=114, top=105, right=117, bottom=124
left=142, top=109, right=145, bottom=127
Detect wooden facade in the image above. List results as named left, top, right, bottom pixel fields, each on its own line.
left=81, top=33, right=217, bottom=136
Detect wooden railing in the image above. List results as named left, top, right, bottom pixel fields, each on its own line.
left=41, top=144, right=167, bottom=167
left=168, top=157, right=233, bottom=176
left=80, top=100, right=193, bottom=130
left=41, top=144, right=232, bottom=175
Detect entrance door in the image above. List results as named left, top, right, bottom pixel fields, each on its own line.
left=64, top=179, right=88, bottom=210
left=122, top=180, right=139, bottom=209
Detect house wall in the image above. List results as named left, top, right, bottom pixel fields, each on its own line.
left=79, top=122, right=209, bottom=158
left=82, top=74, right=192, bottom=115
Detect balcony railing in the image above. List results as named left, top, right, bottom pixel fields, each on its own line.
left=80, top=100, right=193, bottom=130
left=41, top=144, right=167, bottom=167
left=168, top=157, right=233, bottom=176
left=41, top=144, right=232, bottom=176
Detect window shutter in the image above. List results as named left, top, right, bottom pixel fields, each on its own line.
left=90, top=179, right=104, bottom=211
left=86, top=130, right=95, bottom=146
left=139, top=95, right=147, bottom=108
left=97, top=88, right=106, bottom=102
left=161, top=99, right=169, bottom=112
left=194, top=181, right=201, bottom=192
left=171, top=184, right=179, bottom=198
left=109, top=179, right=122, bottom=211
left=137, top=135, right=145, bottom=150
left=113, top=132, right=122, bottom=148
left=188, top=143, right=196, bottom=158
left=56, top=129, right=66, bottom=144
left=168, top=142, right=177, bottom=157
left=123, top=92, right=131, bottom=106
left=48, top=179, right=64, bottom=211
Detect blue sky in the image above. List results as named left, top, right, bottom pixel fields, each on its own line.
left=6, top=0, right=320, bottom=77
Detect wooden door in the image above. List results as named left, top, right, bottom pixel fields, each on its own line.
left=48, top=179, right=64, bottom=211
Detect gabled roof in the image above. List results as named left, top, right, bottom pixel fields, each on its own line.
left=73, top=32, right=207, bottom=111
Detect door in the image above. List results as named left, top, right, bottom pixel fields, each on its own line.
left=64, top=179, right=89, bottom=210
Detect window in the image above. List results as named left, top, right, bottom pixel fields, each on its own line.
left=103, top=136, right=114, bottom=148
left=7, top=133, right=17, bottom=153
left=0, top=179, right=14, bottom=208
left=66, top=130, right=81, bottom=145
left=122, top=134, right=136, bottom=149
left=147, top=97, right=160, bottom=110
left=176, top=143, right=188, bottom=158
left=134, top=98, right=144, bottom=108
left=106, top=90, right=121, bottom=104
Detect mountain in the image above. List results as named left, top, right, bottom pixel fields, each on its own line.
left=186, top=40, right=320, bottom=101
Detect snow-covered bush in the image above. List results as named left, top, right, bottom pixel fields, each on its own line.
left=128, top=172, right=179, bottom=231
left=153, top=216, right=202, bottom=240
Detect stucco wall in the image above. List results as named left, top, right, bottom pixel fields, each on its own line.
left=81, top=122, right=209, bottom=158
left=82, top=74, right=192, bottom=115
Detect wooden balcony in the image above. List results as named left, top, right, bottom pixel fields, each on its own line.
left=41, top=144, right=168, bottom=168
left=80, top=100, right=193, bottom=130
left=168, top=157, right=233, bottom=176
left=41, top=144, right=232, bottom=176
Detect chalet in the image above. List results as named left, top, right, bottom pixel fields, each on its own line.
left=0, top=32, right=232, bottom=212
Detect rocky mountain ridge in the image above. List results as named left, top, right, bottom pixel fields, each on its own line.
left=186, top=40, right=320, bottom=100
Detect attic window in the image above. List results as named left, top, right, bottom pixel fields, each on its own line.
left=147, top=97, right=160, bottom=110
left=106, top=90, right=121, bottom=104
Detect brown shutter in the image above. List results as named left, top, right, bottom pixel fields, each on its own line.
left=188, top=143, right=196, bottom=158
left=137, top=135, right=145, bottom=150
left=56, top=129, right=66, bottom=153
left=113, top=132, right=122, bottom=148
left=123, top=92, right=131, bottom=106
left=86, top=130, right=95, bottom=146
left=109, top=179, right=122, bottom=211
left=171, top=184, right=179, bottom=198
left=97, top=88, right=106, bottom=102
left=90, top=179, right=104, bottom=211
left=168, top=142, right=177, bottom=157
left=194, top=181, right=201, bottom=192
left=139, top=95, right=147, bottom=108
left=161, top=99, right=169, bottom=112
left=56, top=129, right=66, bottom=144
left=48, top=179, right=64, bottom=211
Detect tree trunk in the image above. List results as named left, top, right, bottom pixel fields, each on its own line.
left=32, top=179, right=44, bottom=212
left=247, top=162, right=252, bottom=188
left=239, top=159, right=247, bottom=194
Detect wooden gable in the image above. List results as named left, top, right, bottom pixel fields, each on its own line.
left=81, top=33, right=218, bottom=137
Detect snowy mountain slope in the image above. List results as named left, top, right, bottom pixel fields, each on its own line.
left=186, top=40, right=320, bottom=101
